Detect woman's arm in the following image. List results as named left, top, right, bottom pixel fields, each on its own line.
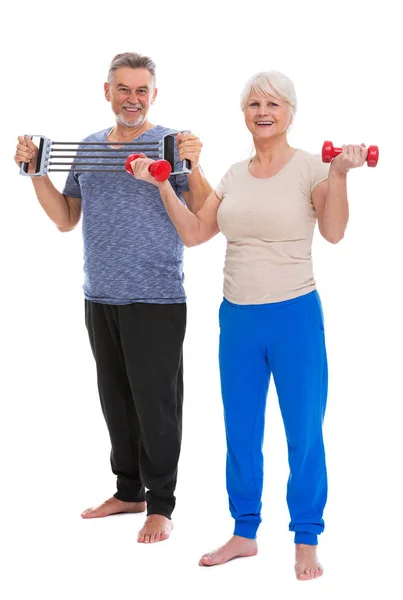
left=129, top=155, right=221, bottom=247
left=158, top=182, right=221, bottom=247
left=312, top=173, right=348, bottom=244
left=312, top=144, right=368, bottom=244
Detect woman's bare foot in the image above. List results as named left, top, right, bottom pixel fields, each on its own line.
left=199, top=535, right=258, bottom=567
left=81, top=497, right=146, bottom=519
left=295, top=544, right=324, bottom=580
left=137, top=514, right=173, bottom=543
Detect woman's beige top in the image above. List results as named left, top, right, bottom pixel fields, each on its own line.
left=215, top=150, right=329, bottom=305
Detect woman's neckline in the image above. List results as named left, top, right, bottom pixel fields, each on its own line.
left=246, top=148, right=300, bottom=180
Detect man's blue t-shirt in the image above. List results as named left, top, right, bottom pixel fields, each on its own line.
left=62, top=126, right=190, bottom=305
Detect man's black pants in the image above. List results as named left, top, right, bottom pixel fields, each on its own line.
left=85, top=300, right=186, bottom=519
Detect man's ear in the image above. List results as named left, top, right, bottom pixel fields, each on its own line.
left=150, top=87, right=158, bottom=105
left=104, top=82, right=111, bottom=102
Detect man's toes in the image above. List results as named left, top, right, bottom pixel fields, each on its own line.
left=137, top=533, right=145, bottom=543
left=81, top=509, right=97, bottom=518
left=199, top=554, right=213, bottom=566
left=81, top=507, right=95, bottom=515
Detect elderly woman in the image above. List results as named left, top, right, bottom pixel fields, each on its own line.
left=131, top=71, right=368, bottom=579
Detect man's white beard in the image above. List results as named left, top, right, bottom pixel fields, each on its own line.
left=116, top=112, right=146, bottom=128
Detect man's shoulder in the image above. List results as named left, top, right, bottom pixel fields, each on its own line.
left=147, top=125, right=179, bottom=138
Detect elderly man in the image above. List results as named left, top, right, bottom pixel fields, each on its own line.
left=15, top=52, right=212, bottom=543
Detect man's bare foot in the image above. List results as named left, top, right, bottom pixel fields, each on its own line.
left=199, top=535, right=258, bottom=567
left=81, top=497, right=146, bottom=519
left=137, top=514, right=173, bottom=544
left=295, top=544, right=324, bottom=580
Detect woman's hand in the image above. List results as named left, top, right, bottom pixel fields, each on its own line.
left=330, top=144, right=368, bottom=175
left=129, top=153, right=161, bottom=187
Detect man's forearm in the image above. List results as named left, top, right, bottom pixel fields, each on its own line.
left=186, top=166, right=213, bottom=214
left=32, top=176, right=72, bottom=228
left=323, top=168, right=349, bottom=243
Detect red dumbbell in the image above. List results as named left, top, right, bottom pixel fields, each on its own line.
left=322, top=141, right=379, bottom=167
left=125, top=153, right=172, bottom=181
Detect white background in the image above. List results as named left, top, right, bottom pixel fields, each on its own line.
left=1, top=1, right=402, bottom=598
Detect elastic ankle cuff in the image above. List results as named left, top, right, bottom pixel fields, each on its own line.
left=294, top=532, right=318, bottom=545
left=234, top=520, right=259, bottom=539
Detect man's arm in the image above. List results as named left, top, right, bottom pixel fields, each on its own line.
left=177, top=133, right=212, bottom=214
left=32, top=176, right=82, bottom=231
left=15, top=135, right=82, bottom=231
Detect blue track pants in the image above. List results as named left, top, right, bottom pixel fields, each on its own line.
left=219, top=291, right=328, bottom=545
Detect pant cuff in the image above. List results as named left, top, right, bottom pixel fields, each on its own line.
left=294, top=531, right=318, bottom=545
left=234, top=520, right=259, bottom=539
left=146, top=494, right=175, bottom=520
left=147, top=507, right=172, bottom=519
left=114, top=490, right=146, bottom=503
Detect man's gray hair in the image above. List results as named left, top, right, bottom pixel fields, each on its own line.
left=107, top=52, right=156, bottom=88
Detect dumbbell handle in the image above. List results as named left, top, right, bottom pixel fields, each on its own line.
left=330, top=146, right=342, bottom=158
left=125, top=153, right=172, bottom=181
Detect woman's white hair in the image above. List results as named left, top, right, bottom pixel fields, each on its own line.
left=240, top=70, right=297, bottom=125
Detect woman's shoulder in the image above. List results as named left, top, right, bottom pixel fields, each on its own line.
left=296, top=149, right=330, bottom=186
left=295, top=148, right=322, bottom=163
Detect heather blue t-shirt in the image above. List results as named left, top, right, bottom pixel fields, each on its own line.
left=63, top=126, right=190, bottom=304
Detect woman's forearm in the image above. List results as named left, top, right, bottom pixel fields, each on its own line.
left=322, top=167, right=349, bottom=243
left=157, top=180, right=215, bottom=247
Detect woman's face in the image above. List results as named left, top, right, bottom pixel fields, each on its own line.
left=244, top=90, right=291, bottom=140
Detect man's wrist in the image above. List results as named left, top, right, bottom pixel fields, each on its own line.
left=188, top=163, right=201, bottom=176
